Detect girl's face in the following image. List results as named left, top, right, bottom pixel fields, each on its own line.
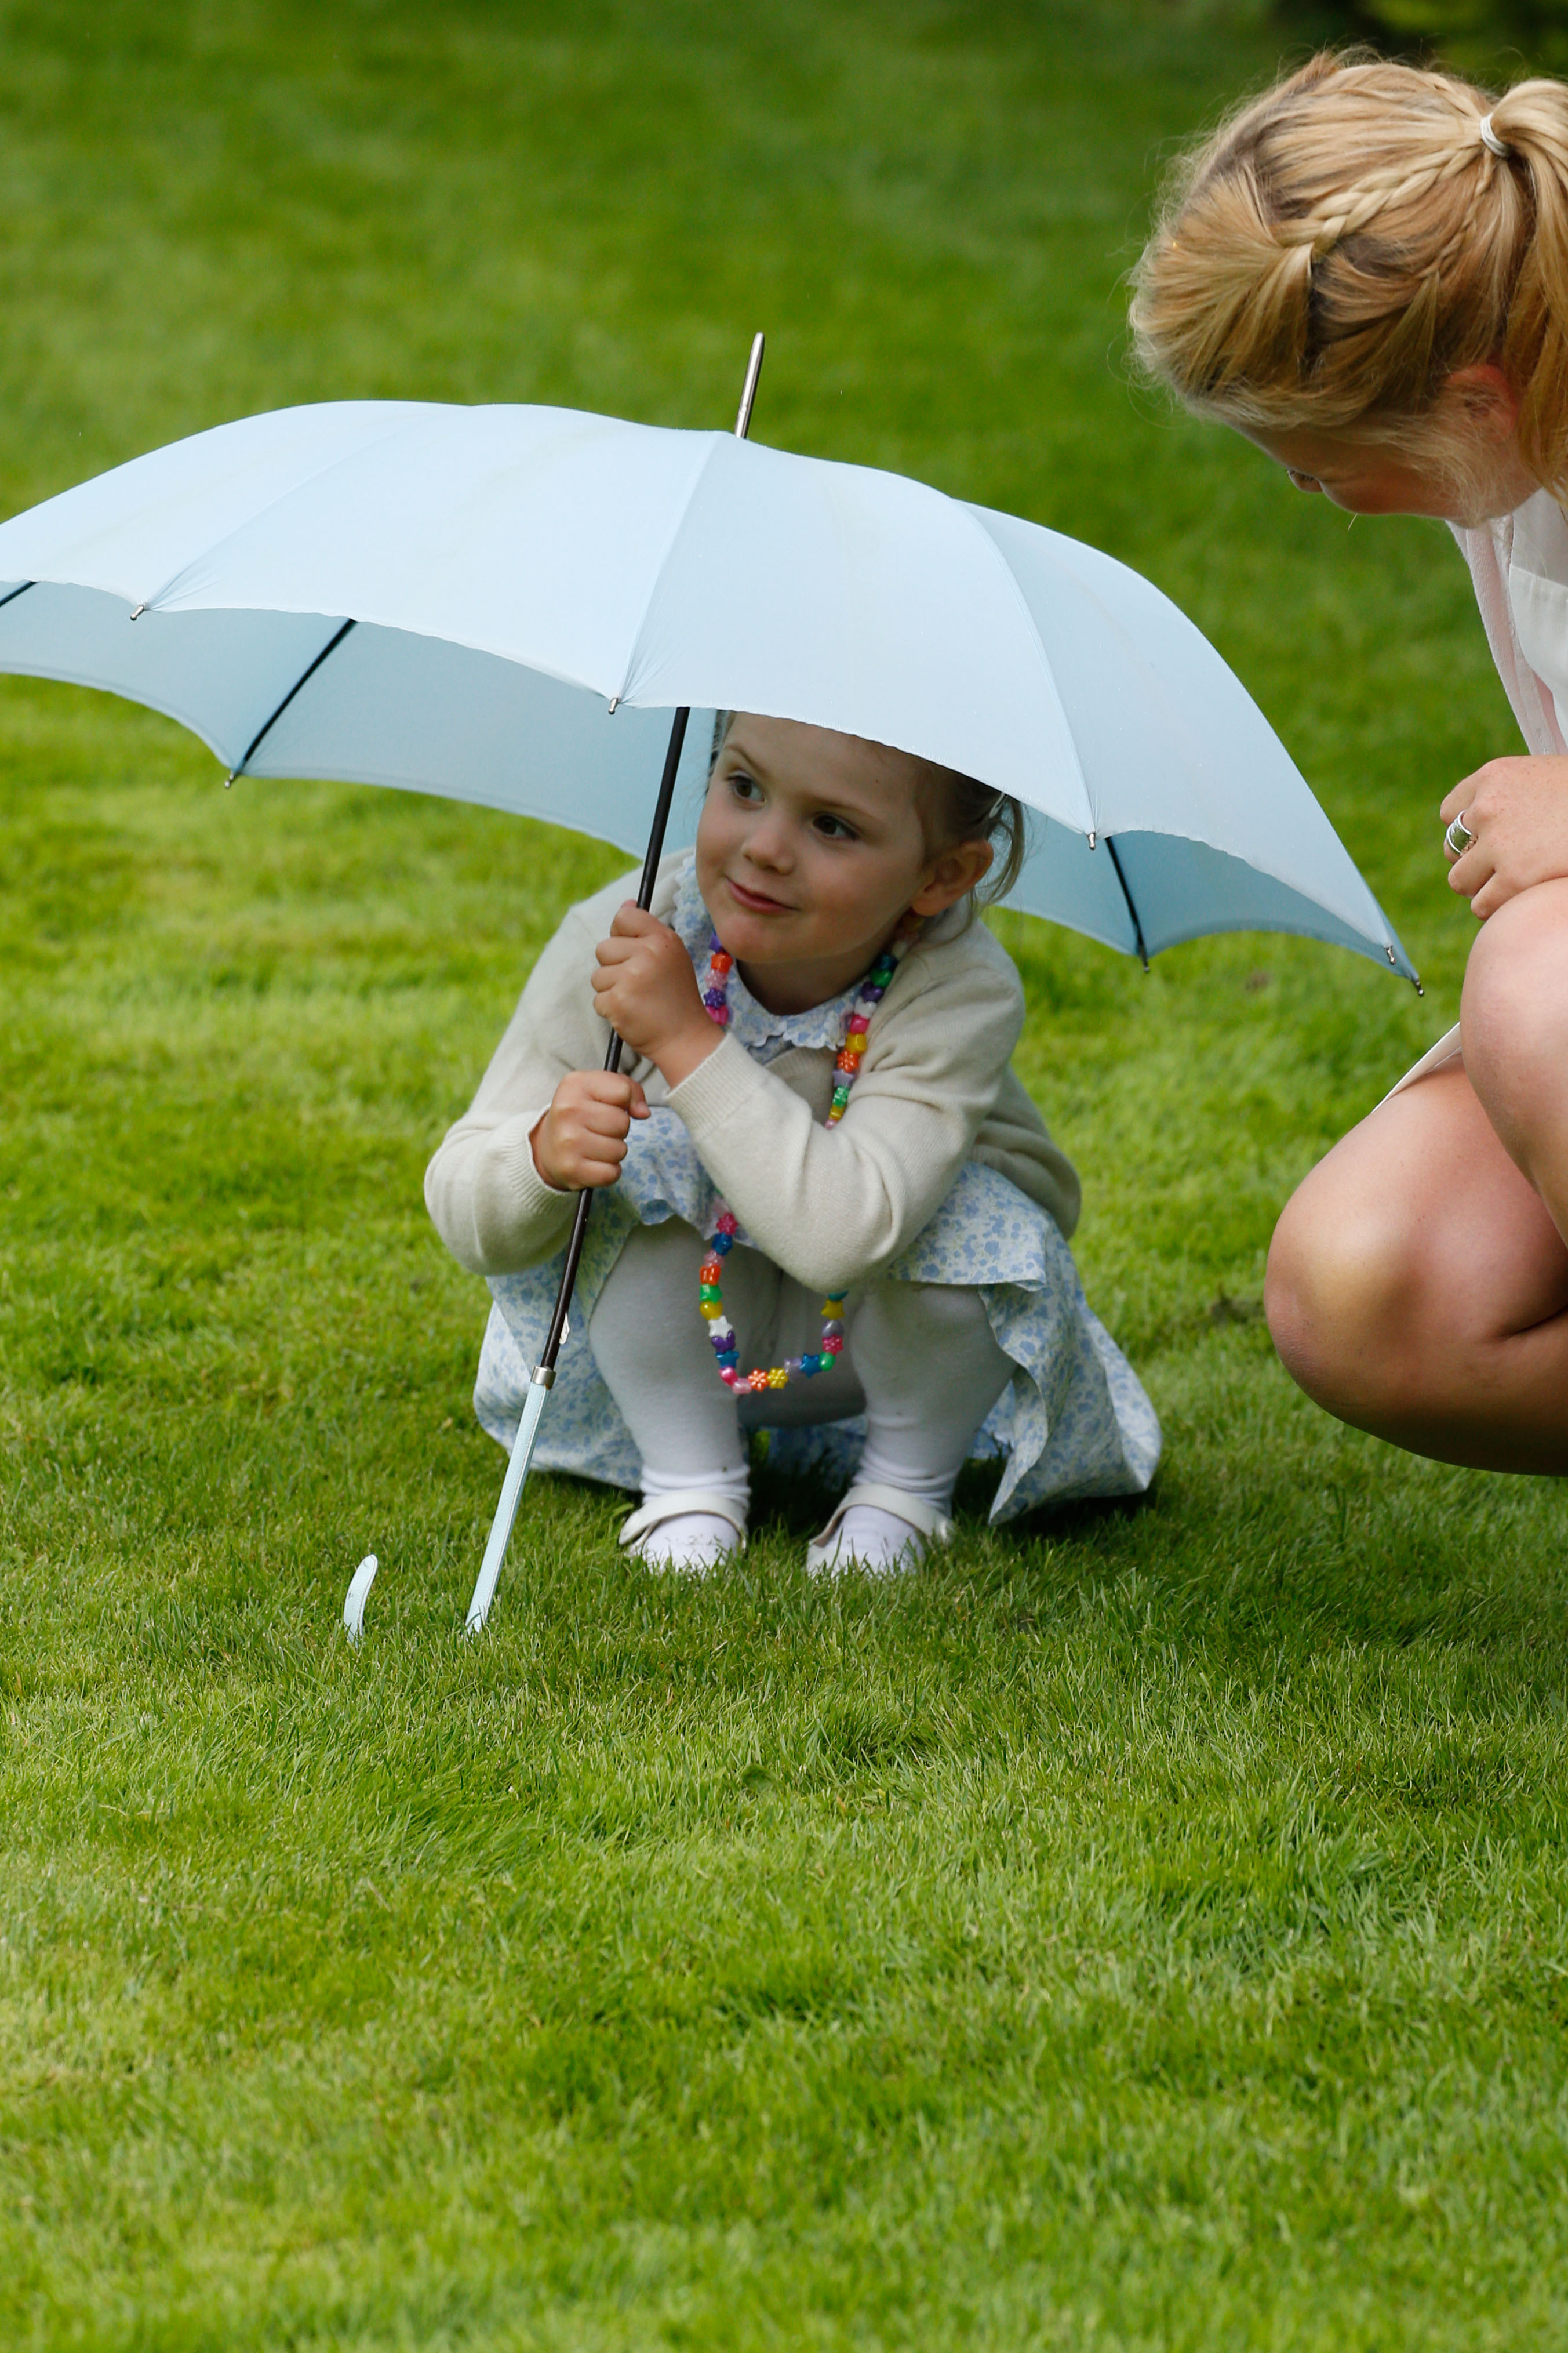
left=694, top=714, right=991, bottom=1011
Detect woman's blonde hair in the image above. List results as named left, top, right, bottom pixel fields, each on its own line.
left=1130, top=50, right=1568, bottom=496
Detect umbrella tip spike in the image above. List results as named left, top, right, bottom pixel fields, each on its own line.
left=1087, top=829, right=1097, bottom=851
left=224, top=771, right=236, bottom=788
left=129, top=603, right=146, bottom=621
left=607, top=695, right=619, bottom=715
left=735, top=332, right=766, bottom=439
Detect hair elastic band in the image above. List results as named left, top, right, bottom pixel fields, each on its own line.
left=1479, top=114, right=1512, bottom=159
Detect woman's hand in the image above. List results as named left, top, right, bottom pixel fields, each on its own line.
left=590, top=904, right=723, bottom=1086
left=1442, top=754, right=1568, bottom=918
left=530, top=1069, right=649, bottom=1191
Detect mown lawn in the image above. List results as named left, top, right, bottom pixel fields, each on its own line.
left=3, top=3, right=1566, bottom=2346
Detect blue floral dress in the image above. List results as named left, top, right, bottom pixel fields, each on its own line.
left=474, top=859, right=1161, bottom=1519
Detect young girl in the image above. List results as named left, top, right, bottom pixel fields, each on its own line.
left=425, top=713, right=1160, bottom=1568
left=1132, top=50, right=1568, bottom=1476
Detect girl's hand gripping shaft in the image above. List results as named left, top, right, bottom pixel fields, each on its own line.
left=464, top=329, right=763, bottom=1635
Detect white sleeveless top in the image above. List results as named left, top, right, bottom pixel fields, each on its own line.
left=1391, top=493, right=1568, bottom=1095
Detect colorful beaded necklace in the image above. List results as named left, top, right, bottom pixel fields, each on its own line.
left=697, top=931, right=897, bottom=1394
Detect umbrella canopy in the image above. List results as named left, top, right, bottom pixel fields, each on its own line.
left=0, top=398, right=1414, bottom=979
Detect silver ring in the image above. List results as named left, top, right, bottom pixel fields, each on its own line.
left=1445, top=812, right=1475, bottom=858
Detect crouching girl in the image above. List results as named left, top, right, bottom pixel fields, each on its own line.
left=425, top=713, right=1160, bottom=1570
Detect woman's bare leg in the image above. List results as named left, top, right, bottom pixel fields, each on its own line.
left=1265, top=941, right=1568, bottom=1472
left=1462, top=877, right=1568, bottom=1239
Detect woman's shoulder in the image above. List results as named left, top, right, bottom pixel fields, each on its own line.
left=1507, top=489, right=1568, bottom=587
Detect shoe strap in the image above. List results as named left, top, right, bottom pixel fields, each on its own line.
left=618, top=1490, right=750, bottom=1549
left=813, top=1481, right=954, bottom=1548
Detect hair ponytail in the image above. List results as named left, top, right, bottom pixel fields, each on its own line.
left=1489, top=81, right=1568, bottom=489
left=1131, top=52, right=1568, bottom=495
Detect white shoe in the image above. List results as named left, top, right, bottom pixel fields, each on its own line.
left=805, top=1481, right=954, bottom=1576
left=618, top=1488, right=748, bottom=1572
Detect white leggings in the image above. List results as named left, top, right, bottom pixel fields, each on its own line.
left=586, top=1219, right=1016, bottom=1513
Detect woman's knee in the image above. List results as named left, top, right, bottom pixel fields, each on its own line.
left=1264, top=1165, right=1427, bottom=1419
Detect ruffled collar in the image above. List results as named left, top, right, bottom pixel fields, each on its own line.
left=670, top=852, right=869, bottom=1058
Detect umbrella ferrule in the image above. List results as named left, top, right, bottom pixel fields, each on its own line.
left=531, top=1365, right=555, bottom=1390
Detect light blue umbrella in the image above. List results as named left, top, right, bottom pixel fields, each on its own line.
left=0, top=348, right=1416, bottom=1627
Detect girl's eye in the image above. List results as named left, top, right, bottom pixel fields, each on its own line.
left=727, top=768, right=764, bottom=803
left=812, top=812, right=858, bottom=841
left=1285, top=467, right=1323, bottom=493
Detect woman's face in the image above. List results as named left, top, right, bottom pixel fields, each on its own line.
left=1240, top=369, right=1538, bottom=525
left=1242, top=424, right=1475, bottom=518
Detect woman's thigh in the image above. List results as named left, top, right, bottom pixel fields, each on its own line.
left=1265, top=1062, right=1568, bottom=1458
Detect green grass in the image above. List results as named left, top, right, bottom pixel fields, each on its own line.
left=2, top=1, right=1566, bottom=2344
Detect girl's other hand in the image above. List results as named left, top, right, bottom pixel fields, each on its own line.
left=530, top=1069, right=649, bottom=1191
left=1443, top=755, right=1568, bottom=918
left=590, top=904, right=723, bottom=1086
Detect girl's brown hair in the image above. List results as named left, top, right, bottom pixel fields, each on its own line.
left=915, top=764, right=1028, bottom=912
left=1130, top=51, right=1568, bottom=495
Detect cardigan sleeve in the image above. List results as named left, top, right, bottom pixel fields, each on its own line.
left=665, top=932, right=1024, bottom=1294
left=423, top=874, right=641, bottom=1275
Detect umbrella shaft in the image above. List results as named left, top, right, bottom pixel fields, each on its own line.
left=539, top=702, right=691, bottom=1375
left=465, top=1376, right=550, bottom=1633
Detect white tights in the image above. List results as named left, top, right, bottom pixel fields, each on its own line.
left=587, top=1219, right=1016, bottom=1548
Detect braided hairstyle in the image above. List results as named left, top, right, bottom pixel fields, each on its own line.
left=1131, top=51, right=1568, bottom=496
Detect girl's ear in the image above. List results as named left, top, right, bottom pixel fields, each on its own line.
left=909, top=837, right=994, bottom=917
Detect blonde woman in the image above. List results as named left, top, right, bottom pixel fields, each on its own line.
left=1133, top=51, right=1568, bottom=1473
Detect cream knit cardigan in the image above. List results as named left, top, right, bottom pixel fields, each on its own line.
left=424, top=858, right=1081, bottom=1296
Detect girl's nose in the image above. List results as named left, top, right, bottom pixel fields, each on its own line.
left=744, top=814, right=794, bottom=870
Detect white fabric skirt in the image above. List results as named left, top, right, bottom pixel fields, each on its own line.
left=1384, top=1022, right=1464, bottom=1103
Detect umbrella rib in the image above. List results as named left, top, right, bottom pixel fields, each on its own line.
left=606, top=430, right=731, bottom=706
left=0, top=580, right=35, bottom=612
left=132, top=408, right=445, bottom=618
left=228, top=618, right=357, bottom=781
left=1105, top=835, right=1150, bottom=971
left=956, top=503, right=1094, bottom=832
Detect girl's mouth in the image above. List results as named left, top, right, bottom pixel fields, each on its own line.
left=724, top=876, right=794, bottom=914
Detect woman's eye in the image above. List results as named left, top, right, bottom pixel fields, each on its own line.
left=1285, top=467, right=1323, bottom=493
